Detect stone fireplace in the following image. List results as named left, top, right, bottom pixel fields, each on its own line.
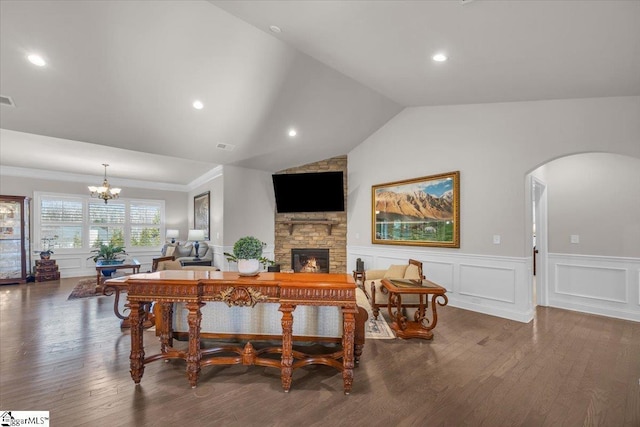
left=273, top=156, right=348, bottom=273
left=291, top=248, right=330, bottom=273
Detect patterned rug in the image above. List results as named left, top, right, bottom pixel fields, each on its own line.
left=365, top=309, right=395, bottom=339
left=67, top=278, right=100, bottom=299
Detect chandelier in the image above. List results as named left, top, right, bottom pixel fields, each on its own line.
left=88, top=163, right=121, bottom=204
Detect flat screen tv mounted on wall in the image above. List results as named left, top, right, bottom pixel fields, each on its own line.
left=272, top=171, right=345, bottom=213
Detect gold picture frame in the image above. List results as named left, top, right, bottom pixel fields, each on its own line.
left=372, top=171, right=460, bottom=247
left=194, top=191, right=210, bottom=240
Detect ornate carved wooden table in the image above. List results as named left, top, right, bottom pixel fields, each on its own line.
left=120, top=270, right=359, bottom=394
left=101, top=277, right=154, bottom=329
left=381, top=278, right=448, bottom=340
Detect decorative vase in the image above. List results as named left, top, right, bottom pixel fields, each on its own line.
left=237, top=259, right=260, bottom=276
left=39, top=251, right=51, bottom=260
left=99, top=259, right=125, bottom=277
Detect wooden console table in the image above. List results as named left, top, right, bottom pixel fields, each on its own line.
left=381, top=278, right=448, bottom=340
left=118, top=270, right=358, bottom=394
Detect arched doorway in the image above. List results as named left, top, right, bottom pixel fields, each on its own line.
left=526, top=152, right=640, bottom=321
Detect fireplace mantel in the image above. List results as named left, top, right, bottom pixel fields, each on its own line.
left=281, top=219, right=338, bottom=235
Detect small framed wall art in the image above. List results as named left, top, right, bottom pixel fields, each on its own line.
left=193, top=191, right=210, bottom=240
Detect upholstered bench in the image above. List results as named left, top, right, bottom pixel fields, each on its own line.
left=158, top=278, right=371, bottom=364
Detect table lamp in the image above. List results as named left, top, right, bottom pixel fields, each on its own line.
left=187, top=229, right=205, bottom=260
left=166, top=229, right=179, bottom=244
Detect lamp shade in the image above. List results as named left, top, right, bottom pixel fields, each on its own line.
left=187, top=229, right=205, bottom=241
left=166, top=229, right=179, bottom=239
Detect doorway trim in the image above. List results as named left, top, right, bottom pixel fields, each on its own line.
left=531, top=175, right=548, bottom=307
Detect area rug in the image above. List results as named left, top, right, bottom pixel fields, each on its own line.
left=365, top=309, right=395, bottom=340
left=67, top=278, right=100, bottom=300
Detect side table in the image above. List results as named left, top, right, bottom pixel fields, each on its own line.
left=381, top=278, right=448, bottom=340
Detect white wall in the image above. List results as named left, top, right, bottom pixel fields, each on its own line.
left=218, top=165, right=275, bottom=270
left=348, top=96, right=640, bottom=323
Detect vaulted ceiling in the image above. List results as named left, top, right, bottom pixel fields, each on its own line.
left=1, top=0, right=638, bottom=188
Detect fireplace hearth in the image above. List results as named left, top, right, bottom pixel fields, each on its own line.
left=291, top=249, right=329, bottom=273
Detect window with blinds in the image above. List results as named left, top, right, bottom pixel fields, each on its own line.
left=35, top=193, right=165, bottom=252
left=89, top=201, right=125, bottom=247
left=40, top=196, right=84, bottom=249
left=130, top=202, right=161, bottom=247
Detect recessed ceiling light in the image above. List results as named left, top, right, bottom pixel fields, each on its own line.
left=432, top=53, right=448, bottom=62
left=27, top=54, right=46, bottom=67
left=288, top=128, right=297, bottom=137
left=193, top=100, right=204, bottom=110
left=269, top=25, right=281, bottom=33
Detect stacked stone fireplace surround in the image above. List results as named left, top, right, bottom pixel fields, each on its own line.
left=273, top=156, right=347, bottom=274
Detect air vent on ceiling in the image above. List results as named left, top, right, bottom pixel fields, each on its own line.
left=0, top=95, right=16, bottom=107
left=216, top=143, right=236, bottom=152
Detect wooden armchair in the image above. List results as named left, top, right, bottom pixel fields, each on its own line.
left=151, top=256, right=175, bottom=272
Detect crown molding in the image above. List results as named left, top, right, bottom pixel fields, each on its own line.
left=187, top=165, right=223, bottom=190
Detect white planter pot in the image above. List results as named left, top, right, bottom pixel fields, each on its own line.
left=237, top=259, right=260, bottom=276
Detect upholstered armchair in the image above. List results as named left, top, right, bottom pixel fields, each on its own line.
left=367, top=259, right=425, bottom=319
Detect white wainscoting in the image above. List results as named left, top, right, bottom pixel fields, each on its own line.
left=348, top=246, right=533, bottom=323
left=548, top=253, right=640, bottom=322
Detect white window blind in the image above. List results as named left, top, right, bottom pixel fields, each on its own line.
left=89, top=201, right=126, bottom=247
left=130, top=202, right=161, bottom=247
left=40, top=196, right=83, bottom=249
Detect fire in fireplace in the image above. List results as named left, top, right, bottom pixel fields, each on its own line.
left=291, top=249, right=329, bottom=273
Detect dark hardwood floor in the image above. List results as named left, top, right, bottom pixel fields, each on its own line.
left=1, top=276, right=638, bottom=426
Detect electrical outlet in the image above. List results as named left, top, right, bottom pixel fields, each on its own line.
left=493, top=235, right=501, bottom=244
left=571, top=235, right=580, bottom=244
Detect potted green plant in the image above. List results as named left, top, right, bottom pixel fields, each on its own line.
left=38, top=234, right=58, bottom=260
left=224, top=236, right=265, bottom=276
left=87, top=242, right=128, bottom=276
left=87, top=242, right=128, bottom=263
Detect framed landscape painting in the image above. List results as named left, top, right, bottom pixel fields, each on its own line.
left=194, top=191, right=210, bottom=240
left=372, top=171, right=460, bottom=247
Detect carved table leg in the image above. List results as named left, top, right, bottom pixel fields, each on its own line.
left=423, top=293, right=449, bottom=333
left=341, top=307, right=357, bottom=395
left=129, top=300, right=146, bottom=384
left=279, top=304, right=295, bottom=392
left=158, top=302, right=173, bottom=353
left=103, top=285, right=153, bottom=329
left=185, top=301, right=203, bottom=388
left=95, top=269, right=102, bottom=292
